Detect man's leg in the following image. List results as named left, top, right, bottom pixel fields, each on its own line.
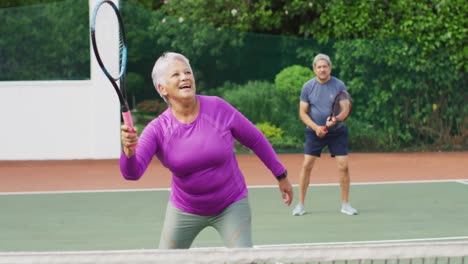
left=335, top=155, right=357, bottom=215
left=335, top=155, right=350, bottom=203
left=293, top=128, right=324, bottom=216
left=293, top=154, right=317, bottom=216
left=298, top=154, right=317, bottom=204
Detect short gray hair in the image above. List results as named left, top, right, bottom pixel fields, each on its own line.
left=151, top=52, right=193, bottom=104
left=313, top=53, right=332, bottom=68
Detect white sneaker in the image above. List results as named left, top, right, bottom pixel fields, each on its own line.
left=341, top=203, right=358, bottom=215
left=292, top=204, right=305, bottom=216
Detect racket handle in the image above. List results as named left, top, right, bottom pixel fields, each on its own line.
left=122, top=111, right=135, bottom=131
left=322, top=116, right=333, bottom=132
left=122, top=111, right=137, bottom=150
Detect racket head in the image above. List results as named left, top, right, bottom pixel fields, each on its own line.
left=331, top=90, right=352, bottom=122
left=90, top=0, right=135, bottom=139
left=90, top=0, right=130, bottom=113
left=90, top=0, right=127, bottom=81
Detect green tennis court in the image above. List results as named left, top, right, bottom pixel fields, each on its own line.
left=1, top=180, right=467, bottom=252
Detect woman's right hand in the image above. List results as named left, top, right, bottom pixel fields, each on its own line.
left=121, top=125, right=138, bottom=157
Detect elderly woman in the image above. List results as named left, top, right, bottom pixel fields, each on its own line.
left=120, top=52, right=293, bottom=249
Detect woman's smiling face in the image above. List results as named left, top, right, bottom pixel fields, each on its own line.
left=159, top=59, right=196, bottom=101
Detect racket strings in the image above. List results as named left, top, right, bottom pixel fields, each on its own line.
left=332, top=92, right=352, bottom=120
left=93, top=3, right=124, bottom=80
left=118, top=32, right=126, bottom=76
left=332, top=100, right=343, bottom=117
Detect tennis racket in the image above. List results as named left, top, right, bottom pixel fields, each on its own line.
left=323, top=90, right=352, bottom=132
left=90, top=0, right=135, bottom=135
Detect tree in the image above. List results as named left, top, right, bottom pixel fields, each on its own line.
left=0, top=0, right=89, bottom=80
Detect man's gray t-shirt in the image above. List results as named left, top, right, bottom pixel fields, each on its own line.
left=300, top=76, right=346, bottom=130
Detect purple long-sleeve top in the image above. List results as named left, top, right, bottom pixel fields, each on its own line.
left=120, top=95, right=286, bottom=215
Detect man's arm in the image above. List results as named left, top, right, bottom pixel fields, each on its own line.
left=299, top=101, right=327, bottom=137
left=335, top=99, right=351, bottom=122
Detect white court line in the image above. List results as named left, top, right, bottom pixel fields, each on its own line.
left=254, top=236, right=468, bottom=248
left=456, top=180, right=468, bottom=185
left=1, top=179, right=467, bottom=196
left=1, top=236, right=465, bottom=254
left=0, top=188, right=170, bottom=196
left=254, top=178, right=468, bottom=189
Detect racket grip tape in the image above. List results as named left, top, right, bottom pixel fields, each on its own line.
left=322, top=116, right=333, bottom=132
left=122, top=111, right=137, bottom=150
left=122, top=111, right=135, bottom=131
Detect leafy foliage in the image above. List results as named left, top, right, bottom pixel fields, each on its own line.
left=135, top=99, right=166, bottom=115
left=275, top=65, right=314, bottom=104
left=256, top=122, right=283, bottom=141
left=335, top=37, right=466, bottom=149
left=304, top=0, right=467, bottom=72
left=1, top=0, right=465, bottom=150
left=0, top=0, right=89, bottom=80
left=210, top=81, right=283, bottom=125
left=138, top=0, right=465, bottom=150
left=133, top=99, right=167, bottom=125
left=207, top=80, right=304, bottom=152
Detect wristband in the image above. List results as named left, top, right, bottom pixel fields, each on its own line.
left=275, top=170, right=288, bottom=181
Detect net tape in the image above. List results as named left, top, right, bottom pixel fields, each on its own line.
left=0, top=241, right=467, bottom=264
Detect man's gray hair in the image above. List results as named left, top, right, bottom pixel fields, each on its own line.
left=151, top=52, right=193, bottom=104
left=313, top=53, right=332, bottom=68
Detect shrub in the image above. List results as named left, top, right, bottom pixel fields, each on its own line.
left=216, top=80, right=284, bottom=125
left=256, top=122, right=303, bottom=153
left=346, top=118, right=392, bottom=151
left=275, top=65, right=314, bottom=104
left=135, top=99, right=167, bottom=115
left=133, top=99, right=167, bottom=125
left=256, top=122, right=283, bottom=141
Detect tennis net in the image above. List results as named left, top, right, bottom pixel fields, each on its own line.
left=0, top=241, right=467, bottom=264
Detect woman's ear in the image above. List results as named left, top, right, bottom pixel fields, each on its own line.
left=158, top=84, right=167, bottom=96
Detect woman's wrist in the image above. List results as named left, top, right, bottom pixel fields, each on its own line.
left=275, top=170, right=288, bottom=181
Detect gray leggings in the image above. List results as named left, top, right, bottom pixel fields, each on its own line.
left=158, top=197, right=252, bottom=249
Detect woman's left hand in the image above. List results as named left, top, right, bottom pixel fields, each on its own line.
left=278, top=178, right=293, bottom=206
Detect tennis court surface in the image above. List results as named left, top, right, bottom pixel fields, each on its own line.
left=1, top=152, right=467, bottom=263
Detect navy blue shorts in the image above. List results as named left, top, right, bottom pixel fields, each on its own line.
left=304, top=126, right=349, bottom=157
